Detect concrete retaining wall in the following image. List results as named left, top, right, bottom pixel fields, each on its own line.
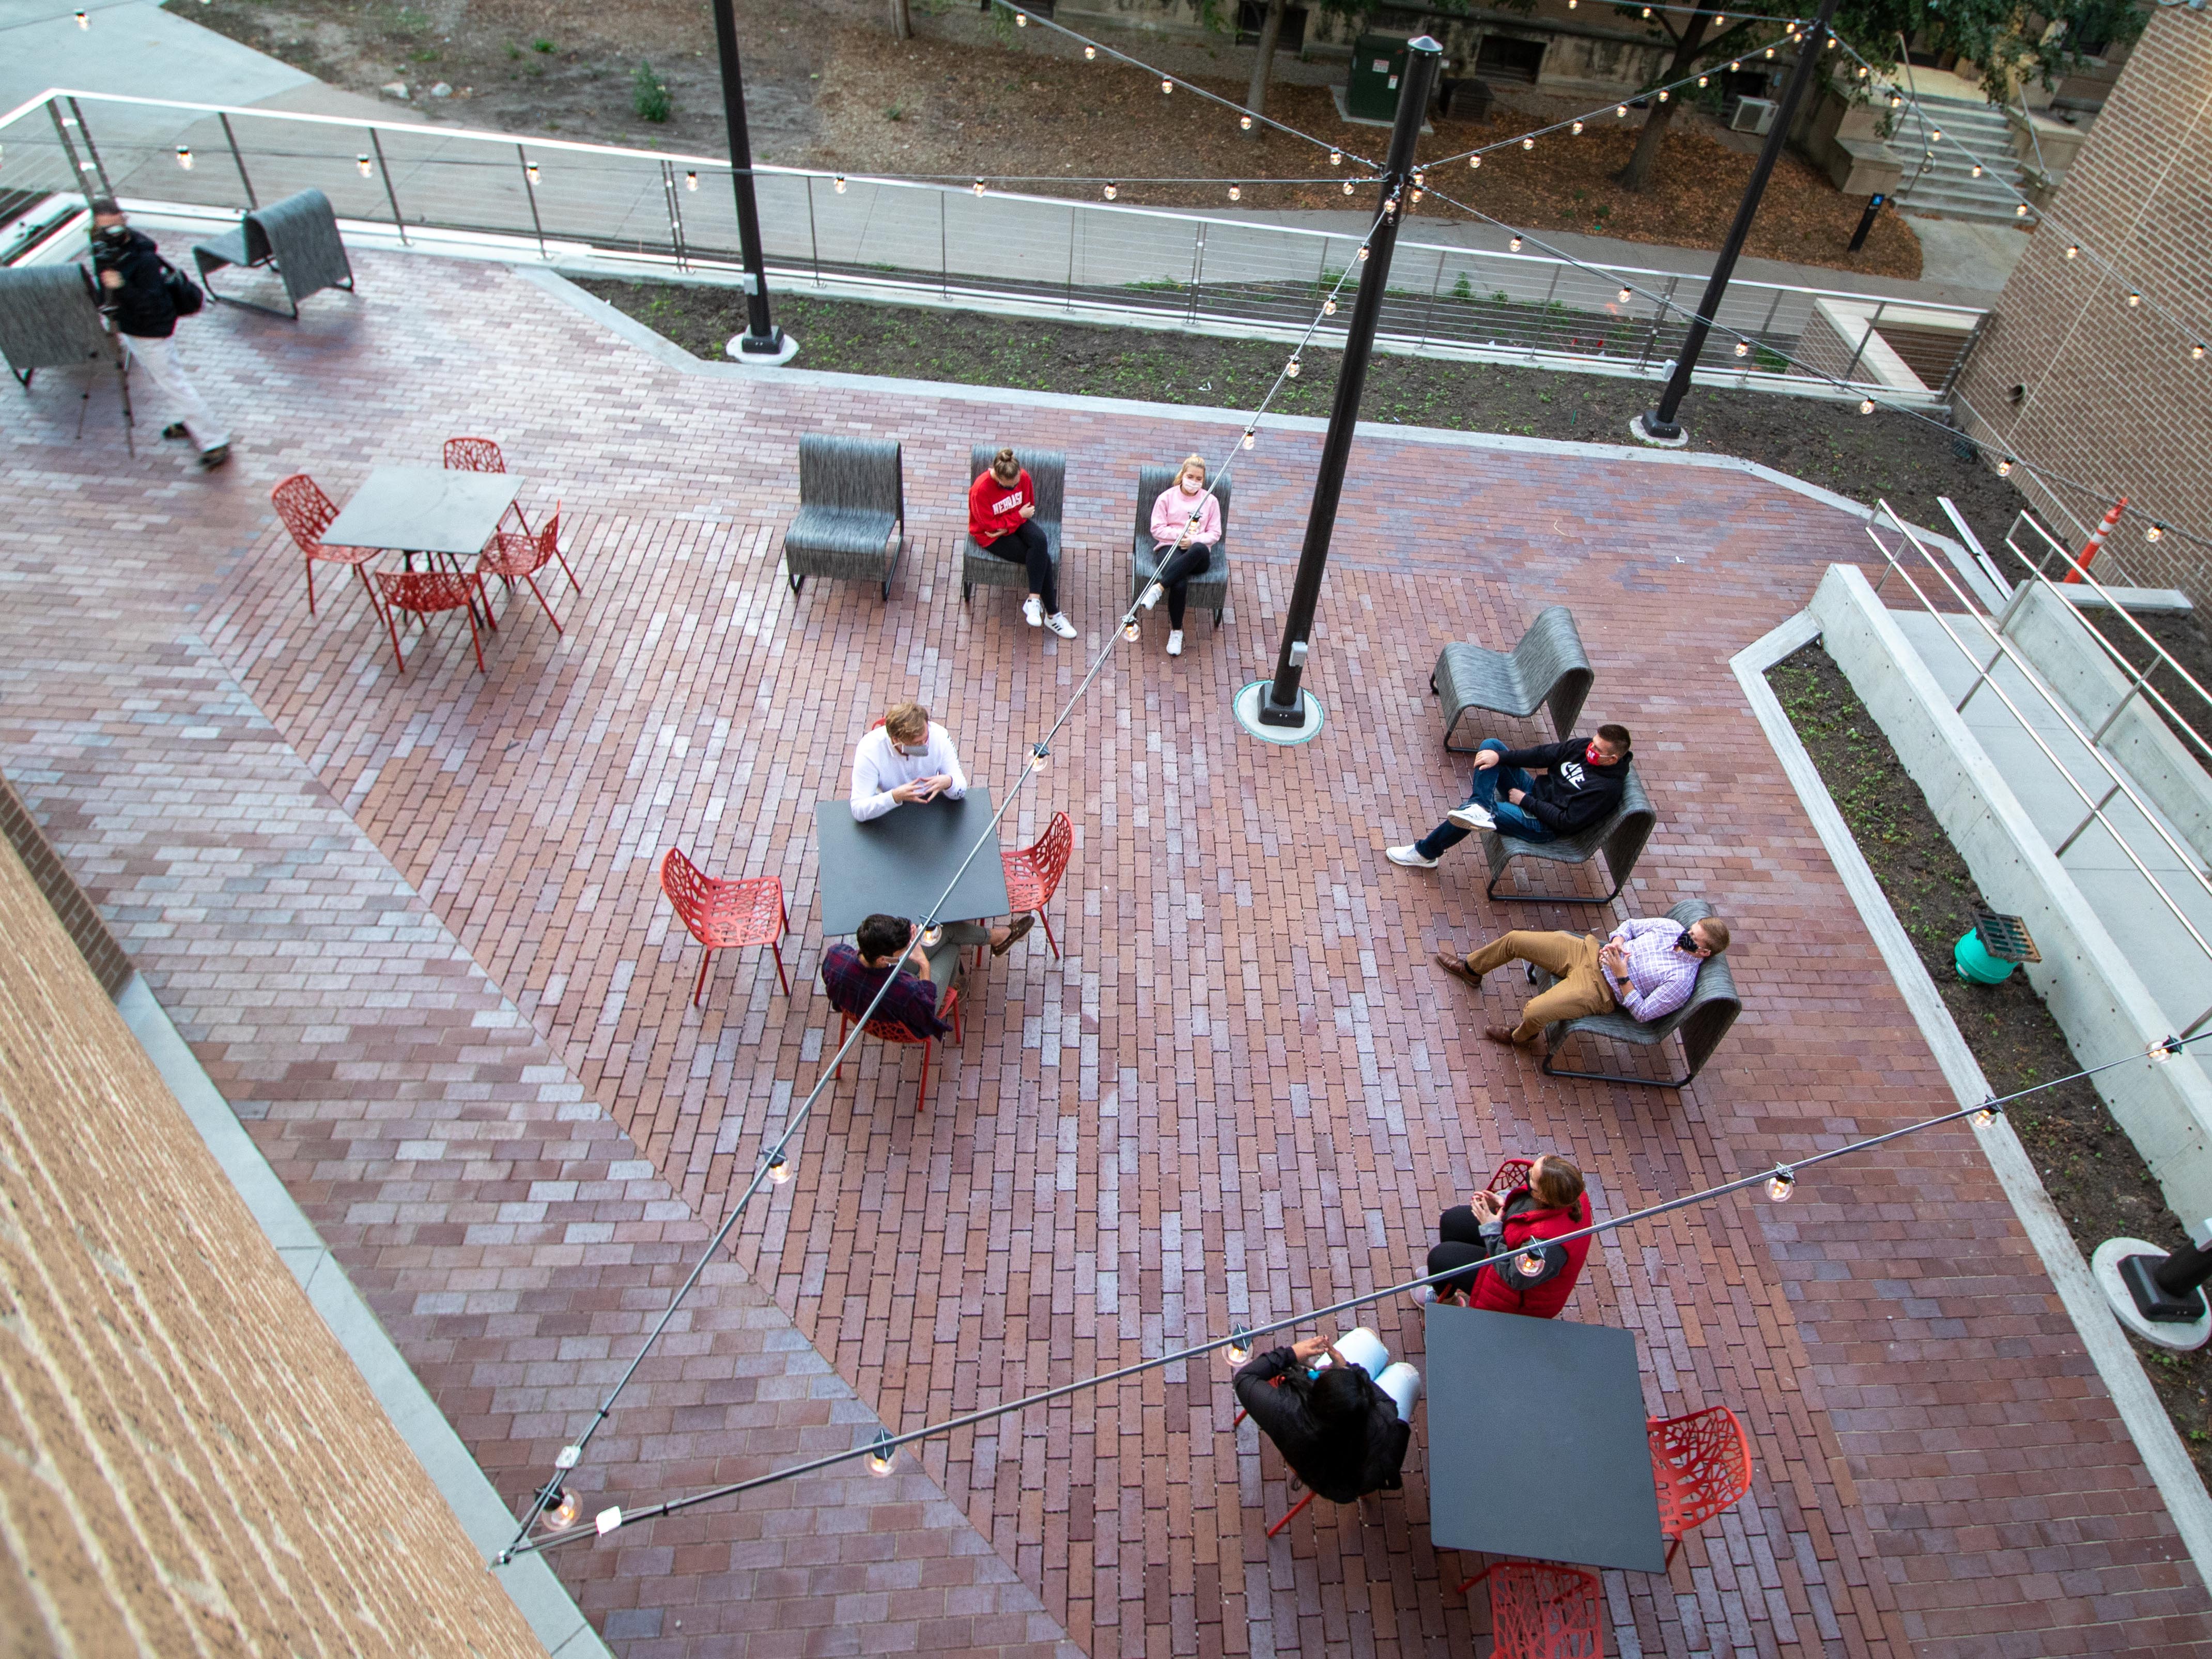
left=1812, top=562, right=2212, bottom=1228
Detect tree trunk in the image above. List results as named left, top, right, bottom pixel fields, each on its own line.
left=890, top=0, right=911, bottom=41
left=1243, top=0, right=1287, bottom=130
left=1617, top=8, right=1716, bottom=192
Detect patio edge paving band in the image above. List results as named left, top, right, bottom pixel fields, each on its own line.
left=1731, top=607, right=2212, bottom=1591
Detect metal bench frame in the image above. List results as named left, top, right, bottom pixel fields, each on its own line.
left=783, top=434, right=906, bottom=601
left=1431, top=606, right=1593, bottom=750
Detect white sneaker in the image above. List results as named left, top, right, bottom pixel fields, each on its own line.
left=1386, top=845, right=1440, bottom=869
left=1022, top=595, right=1043, bottom=628
left=1139, top=581, right=1165, bottom=611
left=1446, top=802, right=1496, bottom=831
left=1045, top=612, right=1077, bottom=639
left=1166, top=629, right=1184, bottom=656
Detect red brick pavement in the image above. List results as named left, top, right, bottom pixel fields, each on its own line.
left=4, top=243, right=2207, bottom=1657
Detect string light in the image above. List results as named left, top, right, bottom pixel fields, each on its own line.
left=1015, top=7, right=1027, bottom=21
left=2146, top=523, right=2167, bottom=543
left=2194, top=344, right=2207, bottom=361
left=1929, top=128, right=1943, bottom=141
left=1084, top=43, right=1096, bottom=59
left=1509, top=235, right=1523, bottom=252
left=1240, top=114, right=1252, bottom=130
left=526, top=162, right=540, bottom=184
left=1859, top=398, right=1876, bottom=414
left=1730, top=60, right=1741, bottom=71
left=175, top=146, right=193, bottom=170
left=1411, top=188, right=1424, bottom=204
left=1521, top=137, right=1535, bottom=150
left=1342, top=179, right=1354, bottom=195
left=1973, top=1101, right=2000, bottom=1127
left=1764, top=44, right=1775, bottom=57
left=1971, top=164, right=1983, bottom=177
left=1571, top=120, right=1583, bottom=134
left=1413, top=170, right=1426, bottom=189
left=1228, top=183, right=1241, bottom=200
left=1122, top=617, right=1141, bottom=642
left=1030, top=742, right=1050, bottom=772
left=1857, top=64, right=1869, bottom=76
left=73, top=8, right=85, bottom=24
left=2151, top=1035, right=2183, bottom=1062
left=1226, top=1327, right=1252, bottom=1366
left=1514, top=1249, right=1548, bottom=1279
left=1698, top=76, right=1708, bottom=87
left=1657, top=89, right=1669, bottom=102
left=1997, top=456, right=2014, bottom=476
left=2064, top=243, right=2078, bottom=258
left=1161, top=77, right=1173, bottom=94
left=1766, top=1168, right=1797, bottom=1202
left=1103, top=181, right=1117, bottom=199
left=767, top=1152, right=792, bottom=1185
left=1329, top=149, right=1341, bottom=167
left=1733, top=340, right=1749, bottom=356
left=2014, top=204, right=2030, bottom=218
left=866, top=1433, right=896, bottom=1476
left=973, top=177, right=986, bottom=195
left=1468, top=153, right=1481, bottom=168
left=1617, top=285, right=1632, bottom=303
left=1888, top=91, right=1902, bottom=107
left=357, top=154, right=373, bottom=178
left=538, top=1484, right=581, bottom=1531
left=685, top=170, right=698, bottom=191
left=2126, top=290, right=2142, bottom=306
left=1355, top=245, right=1369, bottom=260
left=834, top=174, right=847, bottom=193
left=1616, top=104, right=1628, bottom=117
left=1242, top=428, right=1256, bottom=448
left=1285, top=356, right=1302, bottom=378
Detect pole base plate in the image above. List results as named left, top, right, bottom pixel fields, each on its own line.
left=1630, top=411, right=1689, bottom=448
left=726, top=330, right=800, bottom=366
left=2092, top=1237, right=2212, bottom=1350
left=1233, top=680, right=1324, bottom=746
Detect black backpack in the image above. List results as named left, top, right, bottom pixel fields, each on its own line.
left=160, top=258, right=204, bottom=318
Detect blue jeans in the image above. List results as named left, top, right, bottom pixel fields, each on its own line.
left=1414, top=740, right=1555, bottom=859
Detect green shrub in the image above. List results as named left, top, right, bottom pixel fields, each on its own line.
left=632, top=60, right=672, bottom=122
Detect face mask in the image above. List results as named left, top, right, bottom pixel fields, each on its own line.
left=1585, top=742, right=1606, bottom=766
left=895, top=742, right=926, bottom=757
left=98, top=224, right=128, bottom=242
left=1676, top=929, right=1702, bottom=954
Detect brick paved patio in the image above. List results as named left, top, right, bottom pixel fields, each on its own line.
left=4, top=243, right=2207, bottom=1657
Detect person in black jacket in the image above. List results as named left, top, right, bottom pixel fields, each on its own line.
left=1232, top=1327, right=1419, bottom=1506
left=1387, top=724, right=1631, bottom=869
left=88, top=199, right=230, bottom=470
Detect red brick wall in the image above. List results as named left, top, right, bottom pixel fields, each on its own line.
left=0, top=836, right=547, bottom=1658
left=1952, top=7, right=2212, bottom=602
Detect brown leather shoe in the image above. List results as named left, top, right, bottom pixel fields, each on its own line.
left=1484, top=1026, right=1531, bottom=1047
left=1432, top=948, right=1482, bottom=992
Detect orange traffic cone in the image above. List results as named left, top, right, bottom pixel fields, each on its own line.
left=2065, top=496, right=2127, bottom=583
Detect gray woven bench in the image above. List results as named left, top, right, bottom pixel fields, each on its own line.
left=1431, top=606, right=1592, bottom=751
left=783, top=434, right=905, bottom=600
left=1130, top=463, right=1229, bottom=628
left=1533, top=898, right=1741, bottom=1089
left=962, top=444, right=1064, bottom=605
left=192, top=189, right=354, bottom=319
left=1479, top=759, right=1654, bottom=906
left=0, top=263, right=106, bottom=390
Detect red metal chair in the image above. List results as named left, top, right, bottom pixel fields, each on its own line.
left=272, top=473, right=382, bottom=622
left=480, top=504, right=576, bottom=633
left=1001, top=811, right=1074, bottom=958
left=1487, top=1157, right=1534, bottom=1194
left=837, top=985, right=960, bottom=1112
left=1648, top=1406, right=1754, bottom=1569
left=373, top=568, right=488, bottom=675
left=659, top=848, right=790, bottom=1003
left=1470, top=1561, right=1606, bottom=1658
left=443, top=435, right=534, bottom=536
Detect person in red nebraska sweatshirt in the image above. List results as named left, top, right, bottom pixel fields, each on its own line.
left=968, top=448, right=1076, bottom=638
left=1414, top=1155, right=1594, bottom=1319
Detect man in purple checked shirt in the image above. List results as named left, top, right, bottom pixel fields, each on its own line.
left=1432, top=913, right=1731, bottom=1053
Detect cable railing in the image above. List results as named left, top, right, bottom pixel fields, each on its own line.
left=0, top=87, right=1985, bottom=402
left=1868, top=502, right=2212, bottom=1037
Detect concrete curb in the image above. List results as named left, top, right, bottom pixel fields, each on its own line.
left=1730, top=609, right=2212, bottom=1600
left=117, top=973, right=614, bottom=1659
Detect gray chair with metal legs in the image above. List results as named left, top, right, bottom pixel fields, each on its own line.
left=191, top=189, right=355, bottom=319
left=962, top=444, right=1064, bottom=605
left=782, top=434, right=905, bottom=599
left=1431, top=606, right=1594, bottom=751
left=1130, top=463, right=1230, bottom=628
left=1532, top=898, right=1741, bottom=1089
left=1479, top=761, right=1654, bottom=906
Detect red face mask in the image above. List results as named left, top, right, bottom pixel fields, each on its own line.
left=1585, top=742, right=1605, bottom=766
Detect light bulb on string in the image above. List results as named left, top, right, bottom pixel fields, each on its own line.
left=1242, top=428, right=1256, bottom=449
left=526, top=162, right=540, bottom=184
left=1827, top=33, right=1838, bottom=46
left=1228, top=183, right=1241, bottom=201
left=1521, top=137, right=1535, bottom=150
left=1030, top=741, right=1050, bottom=772
left=538, top=1483, right=581, bottom=1532
left=1103, top=181, right=1117, bottom=199
left=1413, top=170, right=1426, bottom=189
left=73, top=9, right=85, bottom=25
left=1226, top=1327, right=1252, bottom=1366
left=1641, top=5, right=1651, bottom=13
left=2063, top=243, right=2078, bottom=258
left=1657, top=89, right=1668, bottom=102
left=1733, top=339, right=1749, bottom=356
left=1410, top=188, right=1423, bottom=204
left=1285, top=356, right=1302, bottom=378
left=1764, top=45, right=1775, bottom=57
left=1714, top=11, right=1725, bottom=21
left=1329, top=149, right=1342, bottom=167
left=358, top=154, right=373, bottom=178
left=2146, top=522, right=2167, bottom=543
left=1616, top=104, right=1628, bottom=117
left=1970, top=164, right=1983, bottom=177
left=1084, top=42, right=1096, bottom=59
left=1997, top=456, right=2014, bottom=476
left=1571, top=120, right=1583, bottom=134
left=2126, top=290, right=2141, bottom=306
left=1697, top=76, right=1708, bottom=87
left=1015, top=8, right=1027, bottom=22
left=1859, top=398, right=1876, bottom=414
left=2151, top=1034, right=2183, bottom=1063
left=1323, top=296, right=1337, bottom=315
left=834, top=174, right=847, bottom=193
left=1355, top=245, right=1368, bottom=260
left=1929, top=128, right=1942, bottom=141
left=2194, top=344, right=2207, bottom=361
left=1567, top=0, right=1575, bottom=9
left=973, top=178, right=986, bottom=195
left=1468, top=153, right=1481, bottom=169
left=867, top=1432, right=897, bottom=1476
left=1766, top=1167, right=1797, bottom=1202
left=1857, top=64, right=1868, bottom=77
left=1161, top=77, right=1173, bottom=94
left=1730, top=60, right=1740, bottom=71
left=1509, top=236, right=1523, bottom=252
left=1122, top=617, right=1140, bottom=643
left=1514, top=1249, right=1548, bottom=1280
left=2013, top=203, right=2029, bottom=218
left=1618, top=286, right=1632, bottom=303
left=1973, top=1100, right=2000, bottom=1127
left=1240, top=114, right=1253, bottom=130
left=176, top=146, right=193, bottom=170
left=682, top=169, right=698, bottom=191
left=767, top=1151, right=792, bottom=1185
left=1341, top=179, right=1354, bottom=195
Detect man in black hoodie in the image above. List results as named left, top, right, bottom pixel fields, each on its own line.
left=1388, top=723, right=1632, bottom=869
left=88, top=200, right=230, bottom=470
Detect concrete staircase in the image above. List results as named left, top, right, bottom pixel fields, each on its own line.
left=1889, top=95, right=2034, bottom=224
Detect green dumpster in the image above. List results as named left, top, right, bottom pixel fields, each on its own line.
left=1347, top=33, right=1412, bottom=122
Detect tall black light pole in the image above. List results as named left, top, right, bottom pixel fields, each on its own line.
left=1635, top=0, right=1840, bottom=442
left=709, top=0, right=783, bottom=355
left=1256, top=35, right=1443, bottom=729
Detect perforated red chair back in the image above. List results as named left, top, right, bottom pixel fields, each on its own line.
left=443, top=436, right=507, bottom=473
left=839, top=985, right=959, bottom=1111
left=485, top=506, right=561, bottom=579
left=660, top=847, right=715, bottom=934
left=1487, top=1561, right=1605, bottom=1659
left=1648, top=1406, right=1754, bottom=1564
left=1024, top=811, right=1074, bottom=901
left=659, top=848, right=790, bottom=1002
left=271, top=473, right=338, bottom=553
left=1487, top=1157, right=1535, bottom=1194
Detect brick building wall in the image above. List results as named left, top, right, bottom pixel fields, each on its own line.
left=0, top=836, right=547, bottom=1659
left=0, top=767, right=131, bottom=998
left=1952, top=6, right=2212, bottom=603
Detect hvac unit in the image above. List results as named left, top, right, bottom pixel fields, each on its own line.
left=1726, top=96, right=1777, bottom=135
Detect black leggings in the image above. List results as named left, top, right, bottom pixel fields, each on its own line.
left=1425, top=1204, right=1490, bottom=1299
left=984, top=521, right=1057, bottom=614
left=1150, top=541, right=1211, bottom=628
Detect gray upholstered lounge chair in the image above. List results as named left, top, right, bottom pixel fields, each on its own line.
left=0, top=264, right=107, bottom=389
left=1431, top=606, right=1592, bottom=750
left=192, top=189, right=354, bottom=319
left=1130, top=463, right=1230, bottom=629
left=962, top=444, right=1064, bottom=606
left=1533, top=898, right=1741, bottom=1089
left=783, top=435, right=905, bottom=599
left=1478, top=759, right=1654, bottom=906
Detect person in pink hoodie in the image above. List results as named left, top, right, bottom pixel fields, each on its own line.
left=1137, top=454, right=1223, bottom=657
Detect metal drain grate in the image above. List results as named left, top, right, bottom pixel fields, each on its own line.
left=1972, top=907, right=2041, bottom=964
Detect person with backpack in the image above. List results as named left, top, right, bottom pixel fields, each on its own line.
left=88, top=199, right=229, bottom=470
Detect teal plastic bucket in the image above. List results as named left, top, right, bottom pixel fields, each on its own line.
left=1955, top=927, right=2017, bottom=984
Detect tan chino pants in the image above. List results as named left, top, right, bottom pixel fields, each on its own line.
left=1463, top=930, right=1615, bottom=1043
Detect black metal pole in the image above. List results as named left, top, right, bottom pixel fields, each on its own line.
left=1259, top=35, right=1442, bottom=726
left=709, top=0, right=782, bottom=354
left=1637, top=0, right=1840, bottom=441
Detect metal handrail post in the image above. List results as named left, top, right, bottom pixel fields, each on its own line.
left=45, top=97, right=92, bottom=194
left=1415, top=246, right=1444, bottom=350
left=1186, top=222, right=1206, bottom=325
left=218, top=112, right=256, bottom=209
left=517, top=145, right=547, bottom=258
left=802, top=171, right=817, bottom=285
left=1839, top=300, right=1883, bottom=382
left=65, top=97, right=112, bottom=199
left=1063, top=206, right=1076, bottom=312
left=368, top=129, right=408, bottom=244
left=2053, top=780, right=2125, bottom=858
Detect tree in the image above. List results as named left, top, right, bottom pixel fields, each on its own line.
left=1244, top=0, right=1290, bottom=128
left=890, top=0, right=911, bottom=42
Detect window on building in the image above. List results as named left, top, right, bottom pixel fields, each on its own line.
left=1236, top=2, right=1308, bottom=51
left=1475, top=34, right=1546, bottom=85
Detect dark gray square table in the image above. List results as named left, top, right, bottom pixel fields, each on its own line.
left=1424, top=1303, right=1666, bottom=1573
left=324, top=466, right=518, bottom=556
left=814, top=789, right=1012, bottom=937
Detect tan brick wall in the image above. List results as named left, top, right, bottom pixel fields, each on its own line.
left=1952, top=7, right=2212, bottom=604
left=0, top=768, right=131, bottom=998
left=0, top=836, right=546, bottom=1659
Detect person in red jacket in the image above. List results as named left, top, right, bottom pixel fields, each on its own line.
left=968, top=447, right=1076, bottom=638
left=1413, top=1155, right=1593, bottom=1318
